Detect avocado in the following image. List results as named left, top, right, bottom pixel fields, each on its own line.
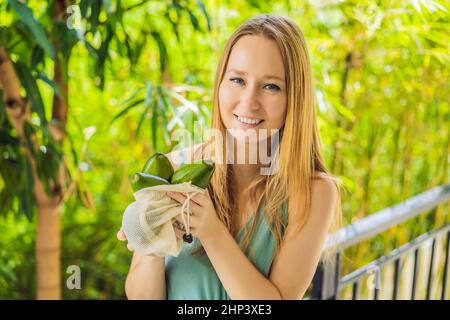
left=171, top=159, right=215, bottom=189
left=142, top=153, right=174, bottom=181
left=130, top=172, right=170, bottom=192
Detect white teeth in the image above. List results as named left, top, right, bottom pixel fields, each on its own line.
left=236, top=115, right=263, bottom=125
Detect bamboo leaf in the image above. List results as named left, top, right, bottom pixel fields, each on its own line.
left=30, top=45, right=44, bottom=69
left=96, top=25, right=114, bottom=89
left=156, top=88, right=171, bottom=145
left=136, top=103, right=151, bottom=137
left=196, top=0, right=211, bottom=31
left=151, top=31, right=168, bottom=72
left=135, top=82, right=154, bottom=137
left=157, top=86, right=176, bottom=114
left=79, top=0, right=91, bottom=17
left=19, top=155, right=35, bottom=222
left=65, top=131, right=79, bottom=167
left=172, top=0, right=183, bottom=20
left=151, top=99, right=158, bottom=150
left=186, top=8, right=201, bottom=31
left=90, top=0, right=101, bottom=32
left=120, top=86, right=145, bottom=106
left=23, top=122, right=36, bottom=157
left=0, top=128, right=20, bottom=146
left=14, top=62, right=47, bottom=126
left=7, top=0, right=55, bottom=60
left=0, top=188, right=14, bottom=218
left=110, top=98, right=145, bottom=125
left=326, top=93, right=355, bottom=122
left=144, top=81, right=153, bottom=107
left=36, top=72, right=62, bottom=98
left=164, top=8, right=180, bottom=42
left=35, top=136, right=63, bottom=197
left=53, top=21, right=78, bottom=59
left=121, top=25, right=134, bottom=62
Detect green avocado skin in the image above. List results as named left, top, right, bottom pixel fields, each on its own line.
left=170, top=160, right=215, bottom=189
left=142, top=153, right=174, bottom=181
left=130, top=172, right=169, bottom=192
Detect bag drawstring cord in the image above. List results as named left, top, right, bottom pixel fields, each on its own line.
left=179, top=190, right=202, bottom=243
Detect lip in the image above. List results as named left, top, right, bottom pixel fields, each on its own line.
left=234, top=114, right=264, bottom=128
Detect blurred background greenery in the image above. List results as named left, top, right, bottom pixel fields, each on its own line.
left=0, top=0, right=448, bottom=299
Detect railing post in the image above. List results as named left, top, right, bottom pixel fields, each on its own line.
left=311, top=252, right=341, bottom=300
left=308, top=184, right=449, bottom=300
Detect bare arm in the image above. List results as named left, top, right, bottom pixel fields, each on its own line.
left=117, top=145, right=204, bottom=300
left=119, top=145, right=201, bottom=299
left=269, top=177, right=339, bottom=299
left=124, top=248, right=166, bottom=300
left=201, top=177, right=338, bottom=300
left=202, top=224, right=283, bottom=300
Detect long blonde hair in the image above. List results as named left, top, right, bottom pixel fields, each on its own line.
left=190, top=14, right=343, bottom=263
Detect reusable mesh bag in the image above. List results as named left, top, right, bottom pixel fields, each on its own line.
left=121, top=181, right=205, bottom=257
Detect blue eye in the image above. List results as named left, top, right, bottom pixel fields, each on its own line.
left=230, top=78, right=244, bottom=85
left=264, top=84, right=280, bottom=91
left=229, top=78, right=280, bottom=92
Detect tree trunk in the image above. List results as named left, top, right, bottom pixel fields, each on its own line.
left=0, top=46, right=65, bottom=299
left=35, top=208, right=61, bottom=298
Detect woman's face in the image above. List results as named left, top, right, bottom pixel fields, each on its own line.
left=219, top=35, right=287, bottom=142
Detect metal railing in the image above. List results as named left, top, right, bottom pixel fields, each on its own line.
left=309, top=183, right=450, bottom=300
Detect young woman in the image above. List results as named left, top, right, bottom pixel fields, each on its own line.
left=118, top=14, right=342, bottom=300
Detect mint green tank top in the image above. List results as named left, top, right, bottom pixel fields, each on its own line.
left=164, top=201, right=288, bottom=300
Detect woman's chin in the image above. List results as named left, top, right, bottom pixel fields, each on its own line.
left=227, top=128, right=271, bottom=144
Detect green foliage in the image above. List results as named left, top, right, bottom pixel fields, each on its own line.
left=7, top=0, right=55, bottom=59
left=0, top=0, right=449, bottom=299
left=14, top=62, right=47, bottom=125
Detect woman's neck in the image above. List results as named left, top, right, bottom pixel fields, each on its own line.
left=231, top=164, right=261, bottom=194
left=229, top=139, right=267, bottom=193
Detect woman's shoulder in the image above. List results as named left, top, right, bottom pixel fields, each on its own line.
left=165, top=143, right=204, bottom=170
left=312, top=171, right=330, bottom=180
left=287, top=171, right=339, bottom=206
left=311, top=171, right=339, bottom=200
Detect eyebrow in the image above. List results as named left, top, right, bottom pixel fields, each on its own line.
left=226, top=68, right=285, bottom=82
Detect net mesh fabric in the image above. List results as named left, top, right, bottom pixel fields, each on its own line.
left=121, top=182, right=204, bottom=256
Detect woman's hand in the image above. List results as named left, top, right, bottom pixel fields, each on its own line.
left=117, top=229, right=135, bottom=251
left=118, top=224, right=184, bottom=251
left=166, top=189, right=224, bottom=242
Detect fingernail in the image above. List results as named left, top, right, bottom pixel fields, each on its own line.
left=167, top=192, right=173, bottom=196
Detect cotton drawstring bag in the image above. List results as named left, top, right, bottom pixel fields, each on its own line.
left=121, top=181, right=205, bottom=257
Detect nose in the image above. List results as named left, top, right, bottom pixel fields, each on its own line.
left=239, top=84, right=261, bottom=111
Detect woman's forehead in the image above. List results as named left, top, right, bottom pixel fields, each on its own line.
left=227, top=36, right=285, bottom=79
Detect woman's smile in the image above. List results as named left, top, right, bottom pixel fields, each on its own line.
left=233, top=114, right=265, bottom=128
